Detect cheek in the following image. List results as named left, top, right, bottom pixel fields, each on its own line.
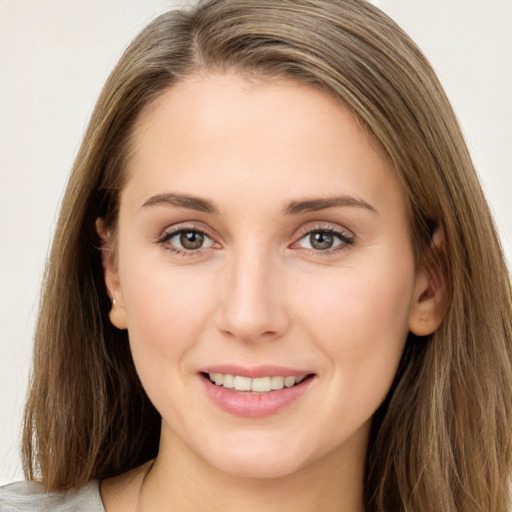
left=297, top=258, right=413, bottom=343
left=119, top=252, right=217, bottom=367
left=293, top=252, right=415, bottom=414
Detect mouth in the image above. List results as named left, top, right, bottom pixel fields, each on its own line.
left=202, top=372, right=315, bottom=393
left=199, top=365, right=317, bottom=417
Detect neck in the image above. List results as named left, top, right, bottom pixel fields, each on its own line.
left=138, top=427, right=367, bottom=512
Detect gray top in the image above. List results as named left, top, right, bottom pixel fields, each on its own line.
left=0, top=480, right=105, bottom=511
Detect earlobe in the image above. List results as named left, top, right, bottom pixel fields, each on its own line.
left=408, top=228, right=448, bottom=336
left=408, top=273, right=445, bottom=336
left=95, top=218, right=128, bottom=330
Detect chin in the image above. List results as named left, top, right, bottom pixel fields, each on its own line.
left=214, top=455, right=306, bottom=480
left=199, top=435, right=316, bottom=480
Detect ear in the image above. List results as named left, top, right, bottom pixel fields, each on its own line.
left=408, top=228, right=448, bottom=336
left=96, top=218, right=128, bottom=330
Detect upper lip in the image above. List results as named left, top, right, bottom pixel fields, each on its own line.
left=199, top=364, right=314, bottom=379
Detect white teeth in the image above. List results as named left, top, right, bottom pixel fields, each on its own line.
left=251, top=377, right=271, bottom=392
left=208, top=373, right=307, bottom=392
left=233, top=375, right=252, bottom=391
left=222, top=374, right=234, bottom=389
left=270, top=376, right=284, bottom=390
left=284, top=376, right=296, bottom=388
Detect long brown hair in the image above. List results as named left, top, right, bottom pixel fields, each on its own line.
left=23, top=1, right=512, bottom=510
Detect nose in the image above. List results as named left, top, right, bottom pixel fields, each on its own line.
left=215, top=247, right=290, bottom=343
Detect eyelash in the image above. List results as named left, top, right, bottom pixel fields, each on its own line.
left=156, top=223, right=355, bottom=257
left=156, top=224, right=215, bottom=257
left=293, top=225, right=355, bottom=255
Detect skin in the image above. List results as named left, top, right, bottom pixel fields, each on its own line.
left=99, top=72, right=444, bottom=512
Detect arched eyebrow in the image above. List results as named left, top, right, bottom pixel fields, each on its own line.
left=140, top=192, right=377, bottom=216
left=141, top=193, right=219, bottom=214
left=283, top=195, right=378, bottom=216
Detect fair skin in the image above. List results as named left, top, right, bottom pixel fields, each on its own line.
left=99, top=72, right=444, bottom=512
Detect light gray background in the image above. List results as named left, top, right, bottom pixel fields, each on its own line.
left=1, top=0, right=511, bottom=484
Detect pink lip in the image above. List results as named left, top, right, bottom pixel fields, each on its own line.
left=199, top=367, right=315, bottom=418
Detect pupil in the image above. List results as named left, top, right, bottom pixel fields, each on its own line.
left=180, top=231, right=204, bottom=250
left=310, top=232, right=333, bottom=250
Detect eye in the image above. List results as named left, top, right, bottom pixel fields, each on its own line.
left=175, top=230, right=208, bottom=250
left=159, top=227, right=215, bottom=254
left=295, top=227, right=354, bottom=252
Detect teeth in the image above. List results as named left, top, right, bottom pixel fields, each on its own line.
left=251, top=377, right=271, bottom=392
left=270, top=376, right=284, bottom=390
left=208, top=373, right=307, bottom=392
left=233, top=376, right=251, bottom=391
left=284, top=376, right=296, bottom=388
left=222, top=374, right=234, bottom=389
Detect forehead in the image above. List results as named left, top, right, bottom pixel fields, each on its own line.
left=123, top=72, right=405, bottom=222
left=132, top=72, right=385, bottom=157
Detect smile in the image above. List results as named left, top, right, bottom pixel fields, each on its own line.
left=200, top=369, right=316, bottom=417
left=207, top=373, right=307, bottom=393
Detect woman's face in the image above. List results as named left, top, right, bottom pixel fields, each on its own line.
left=106, top=72, right=428, bottom=479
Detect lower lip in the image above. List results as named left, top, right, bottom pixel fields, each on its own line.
left=201, top=375, right=314, bottom=418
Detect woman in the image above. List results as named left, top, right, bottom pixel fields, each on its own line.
left=1, top=0, right=511, bottom=510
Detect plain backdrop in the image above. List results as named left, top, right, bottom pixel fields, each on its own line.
left=1, top=0, right=511, bottom=485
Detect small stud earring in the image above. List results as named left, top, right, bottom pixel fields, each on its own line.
left=107, top=286, right=116, bottom=306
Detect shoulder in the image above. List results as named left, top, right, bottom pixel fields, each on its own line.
left=0, top=480, right=105, bottom=512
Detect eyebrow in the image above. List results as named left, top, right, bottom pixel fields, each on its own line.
left=141, top=193, right=219, bottom=214
left=283, top=195, right=378, bottom=216
left=140, top=192, right=377, bottom=216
